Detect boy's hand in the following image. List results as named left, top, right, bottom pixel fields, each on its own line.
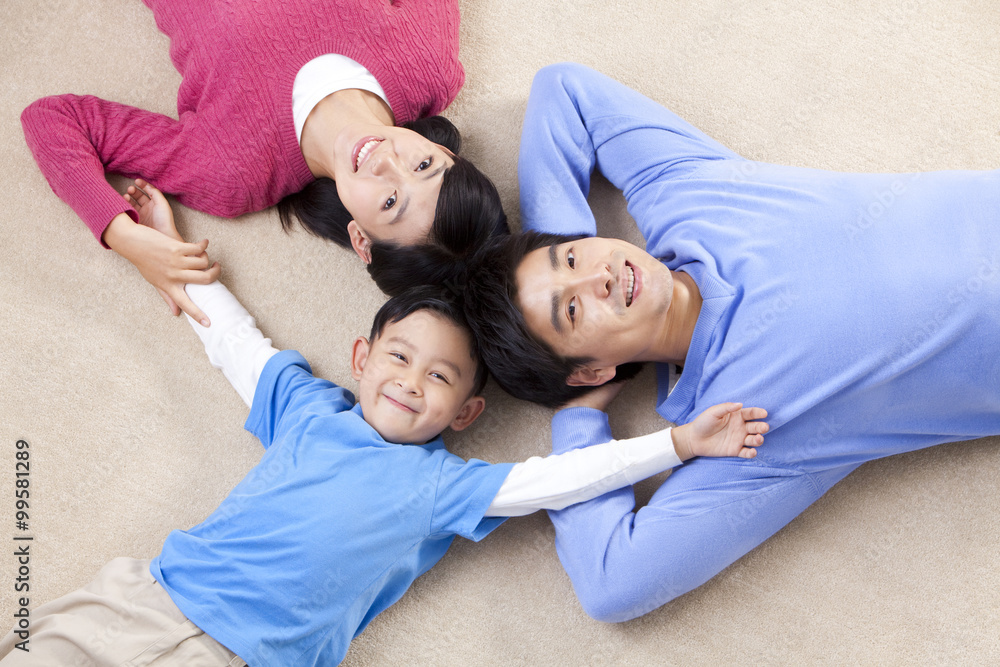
left=105, top=179, right=221, bottom=326
left=672, top=403, right=769, bottom=461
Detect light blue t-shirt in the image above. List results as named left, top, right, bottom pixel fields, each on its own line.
left=151, top=350, right=513, bottom=666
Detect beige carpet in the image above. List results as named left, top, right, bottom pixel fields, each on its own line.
left=2, top=1, right=999, bottom=664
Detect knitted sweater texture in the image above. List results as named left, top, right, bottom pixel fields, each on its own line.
left=21, top=0, right=465, bottom=243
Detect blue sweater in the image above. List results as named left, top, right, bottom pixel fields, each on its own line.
left=519, top=63, right=1000, bottom=620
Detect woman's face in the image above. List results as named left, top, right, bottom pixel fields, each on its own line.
left=332, top=124, right=455, bottom=258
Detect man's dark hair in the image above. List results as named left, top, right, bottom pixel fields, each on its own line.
left=463, top=232, right=644, bottom=408
left=370, top=285, right=489, bottom=396
left=276, top=116, right=507, bottom=280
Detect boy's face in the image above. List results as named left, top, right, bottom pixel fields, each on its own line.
left=351, top=310, right=485, bottom=445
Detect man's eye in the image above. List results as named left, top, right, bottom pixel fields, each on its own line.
left=568, top=298, right=577, bottom=323
left=417, top=158, right=432, bottom=171
left=384, top=193, right=397, bottom=210
left=567, top=251, right=575, bottom=269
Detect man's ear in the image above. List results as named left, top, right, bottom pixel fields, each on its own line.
left=449, top=396, right=486, bottom=432
left=566, top=365, right=617, bottom=387
left=347, top=220, right=372, bottom=264
left=350, top=336, right=371, bottom=381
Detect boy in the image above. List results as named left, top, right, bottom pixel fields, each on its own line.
left=0, top=183, right=768, bottom=666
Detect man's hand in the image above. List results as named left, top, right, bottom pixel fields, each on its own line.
left=561, top=381, right=626, bottom=412
left=672, top=403, right=769, bottom=461
left=104, top=179, right=221, bottom=326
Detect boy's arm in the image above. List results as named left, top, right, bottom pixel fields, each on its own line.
left=122, top=179, right=279, bottom=407
left=184, top=282, right=280, bottom=408
left=484, top=426, right=682, bottom=517
left=484, top=402, right=767, bottom=518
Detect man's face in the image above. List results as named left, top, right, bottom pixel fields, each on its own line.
left=514, top=237, right=674, bottom=380
left=351, top=310, right=484, bottom=444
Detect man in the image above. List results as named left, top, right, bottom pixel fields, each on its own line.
left=464, top=63, right=1000, bottom=622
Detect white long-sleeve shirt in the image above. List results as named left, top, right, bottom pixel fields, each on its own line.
left=184, top=282, right=683, bottom=517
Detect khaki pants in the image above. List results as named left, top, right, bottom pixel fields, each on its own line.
left=0, top=557, right=246, bottom=667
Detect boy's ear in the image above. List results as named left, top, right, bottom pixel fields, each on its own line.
left=347, top=221, right=372, bottom=264
left=350, top=336, right=371, bottom=381
left=566, top=365, right=617, bottom=387
left=449, top=396, right=486, bottom=432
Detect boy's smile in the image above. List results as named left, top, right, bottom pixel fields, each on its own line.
left=351, top=310, right=484, bottom=444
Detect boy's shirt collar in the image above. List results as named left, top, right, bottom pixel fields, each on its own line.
left=350, top=402, right=447, bottom=451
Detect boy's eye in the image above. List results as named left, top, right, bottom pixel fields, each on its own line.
left=417, top=157, right=432, bottom=171
left=430, top=372, right=450, bottom=383
left=567, top=250, right=575, bottom=269
left=568, top=297, right=577, bottom=323
left=383, top=193, right=397, bottom=210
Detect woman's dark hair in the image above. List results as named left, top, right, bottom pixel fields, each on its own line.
left=276, top=116, right=507, bottom=262
left=366, top=153, right=508, bottom=296
left=462, top=232, right=643, bottom=408
left=371, top=285, right=489, bottom=396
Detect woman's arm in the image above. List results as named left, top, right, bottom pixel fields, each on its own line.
left=22, top=94, right=236, bottom=244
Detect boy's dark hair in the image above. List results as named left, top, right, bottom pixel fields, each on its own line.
left=463, top=232, right=644, bottom=408
left=370, top=285, right=489, bottom=396
left=277, top=115, right=508, bottom=285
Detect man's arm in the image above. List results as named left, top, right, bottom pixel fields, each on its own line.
left=518, top=63, right=742, bottom=237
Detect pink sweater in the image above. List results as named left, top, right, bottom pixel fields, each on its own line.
left=21, top=0, right=465, bottom=245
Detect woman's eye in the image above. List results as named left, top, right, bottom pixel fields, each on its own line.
left=568, top=298, right=577, bottom=323
left=567, top=251, right=575, bottom=269
left=417, top=158, right=432, bottom=171
left=391, top=352, right=406, bottom=362
left=384, top=193, right=397, bottom=210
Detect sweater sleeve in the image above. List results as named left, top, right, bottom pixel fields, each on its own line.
left=518, top=63, right=742, bottom=239
left=21, top=94, right=237, bottom=245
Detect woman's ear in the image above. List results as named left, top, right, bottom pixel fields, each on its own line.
left=449, top=396, right=486, bottom=432
left=350, top=336, right=371, bottom=381
left=566, top=365, right=617, bottom=387
left=347, top=220, right=372, bottom=264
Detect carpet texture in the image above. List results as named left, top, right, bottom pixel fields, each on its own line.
left=2, top=1, right=998, bottom=664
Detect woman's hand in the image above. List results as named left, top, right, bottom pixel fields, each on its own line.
left=104, top=179, right=221, bottom=326
left=671, top=403, right=769, bottom=461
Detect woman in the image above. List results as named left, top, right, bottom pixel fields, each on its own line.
left=21, top=0, right=506, bottom=326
